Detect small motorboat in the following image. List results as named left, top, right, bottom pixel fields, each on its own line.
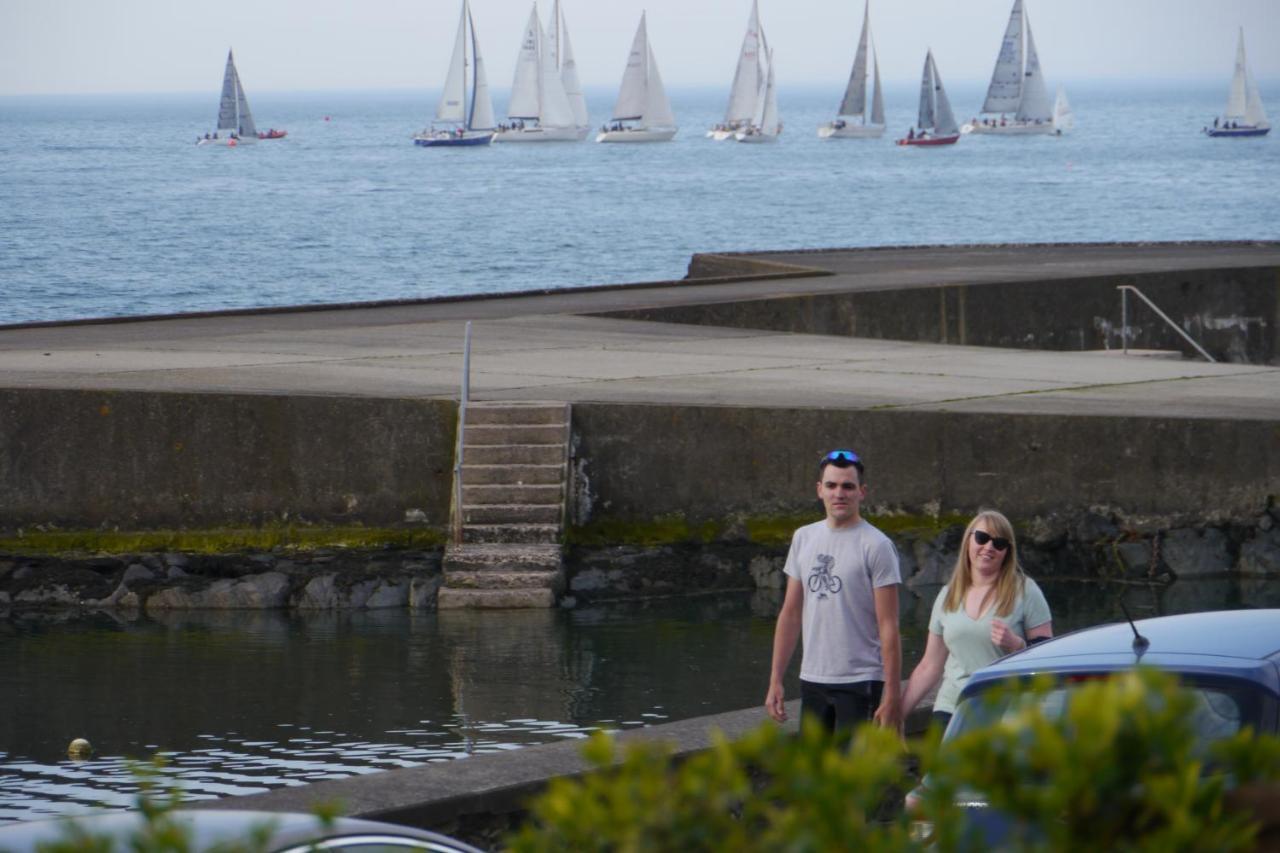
left=257, top=129, right=287, bottom=139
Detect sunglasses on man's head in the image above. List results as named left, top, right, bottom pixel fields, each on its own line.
left=971, top=530, right=1011, bottom=551
left=824, top=450, right=861, bottom=463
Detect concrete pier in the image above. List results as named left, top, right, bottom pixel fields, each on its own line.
left=1, top=242, right=1277, bottom=536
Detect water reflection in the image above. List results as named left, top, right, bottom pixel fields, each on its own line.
left=2, top=579, right=1272, bottom=823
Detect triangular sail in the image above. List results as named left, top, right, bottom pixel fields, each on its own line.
left=232, top=64, right=257, bottom=137
left=1224, top=27, right=1267, bottom=126
left=507, top=6, right=542, bottom=120
left=643, top=41, right=676, bottom=128
left=870, top=51, right=885, bottom=125
left=557, top=7, right=589, bottom=127
left=216, top=50, right=238, bottom=132
left=917, top=51, right=936, bottom=130
left=1244, top=63, right=1269, bottom=127
left=436, top=1, right=469, bottom=124
left=724, top=0, right=765, bottom=124
left=931, top=53, right=959, bottom=135
left=758, top=51, right=778, bottom=134
left=611, top=14, right=649, bottom=121
left=1015, top=12, right=1053, bottom=122
left=838, top=3, right=870, bottom=119
left=537, top=8, right=576, bottom=128
left=1053, top=86, right=1074, bottom=130
left=983, top=0, right=1024, bottom=113
left=467, top=5, right=496, bottom=130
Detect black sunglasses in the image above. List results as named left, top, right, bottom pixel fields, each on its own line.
left=971, top=530, right=1011, bottom=551
left=824, top=450, right=861, bottom=463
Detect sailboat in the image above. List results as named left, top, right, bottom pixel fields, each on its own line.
left=896, top=50, right=960, bottom=146
left=197, top=50, right=266, bottom=146
left=413, top=0, right=496, bottom=147
left=597, top=13, right=677, bottom=142
left=1053, top=86, right=1074, bottom=132
left=708, top=0, right=769, bottom=141
left=1204, top=27, right=1270, bottom=137
left=967, top=0, right=1062, bottom=135
left=818, top=1, right=884, bottom=139
left=494, top=3, right=581, bottom=142
left=735, top=50, right=780, bottom=142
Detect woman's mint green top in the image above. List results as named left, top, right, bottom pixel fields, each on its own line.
left=929, top=577, right=1051, bottom=714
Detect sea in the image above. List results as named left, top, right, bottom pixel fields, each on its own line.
left=1, top=81, right=1278, bottom=327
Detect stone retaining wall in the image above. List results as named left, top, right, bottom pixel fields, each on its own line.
left=5, top=507, right=1276, bottom=613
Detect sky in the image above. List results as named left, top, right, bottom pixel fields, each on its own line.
left=2, top=0, right=1279, bottom=96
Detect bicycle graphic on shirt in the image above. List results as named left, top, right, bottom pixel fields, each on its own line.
left=807, top=554, right=842, bottom=598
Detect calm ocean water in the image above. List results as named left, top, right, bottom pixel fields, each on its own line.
left=1, top=82, right=1277, bottom=326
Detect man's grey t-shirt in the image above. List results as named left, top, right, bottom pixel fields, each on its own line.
left=783, top=518, right=902, bottom=684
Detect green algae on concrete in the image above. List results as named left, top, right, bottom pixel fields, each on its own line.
left=0, top=525, right=448, bottom=557
left=566, top=512, right=973, bottom=548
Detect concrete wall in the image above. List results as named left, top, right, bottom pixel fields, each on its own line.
left=570, top=403, right=1279, bottom=526
left=647, top=262, right=1280, bottom=364
left=0, top=389, right=456, bottom=531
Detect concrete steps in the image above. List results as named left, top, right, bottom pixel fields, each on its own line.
left=442, top=402, right=570, bottom=609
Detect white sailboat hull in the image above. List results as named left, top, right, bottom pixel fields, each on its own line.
left=706, top=128, right=740, bottom=141
left=196, top=136, right=256, bottom=146
left=966, top=120, right=1058, bottom=135
left=818, top=122, right=885, bottom=139
left=734, top=130, right=778, bottom=143
left=493, top=125, right=583, bottom=142
left=596, top=127, right=677, bottom=143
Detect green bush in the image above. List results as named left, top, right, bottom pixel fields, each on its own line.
left=509, top=670, right=1280, bottom=852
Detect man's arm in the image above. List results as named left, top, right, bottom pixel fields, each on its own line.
left=765, top=577, right=804, bottom=723
left=872, top=583, right=902, bottom=730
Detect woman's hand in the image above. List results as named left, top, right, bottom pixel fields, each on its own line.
left=991, top=618, right=1026, bottom=653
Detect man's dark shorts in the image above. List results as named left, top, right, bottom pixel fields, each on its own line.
left=800, top=679, right=884, bottom=732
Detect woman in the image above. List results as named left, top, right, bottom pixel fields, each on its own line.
left=901, top=509, right=1052, bottom=729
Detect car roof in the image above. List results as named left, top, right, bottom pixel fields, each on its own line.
left=965, top=609, right=1280, bottom=696
left=0, top=809, right=484, bottom=852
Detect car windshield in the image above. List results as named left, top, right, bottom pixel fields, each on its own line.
left=948, top=676, right=1257, bottom=755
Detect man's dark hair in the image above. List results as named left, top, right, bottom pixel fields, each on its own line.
left=818, top=455, right=866, bottom=482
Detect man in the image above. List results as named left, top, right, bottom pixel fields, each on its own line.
left=765, top=449, right=902, bottom=732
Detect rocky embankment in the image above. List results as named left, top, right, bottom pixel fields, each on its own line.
left=3, top=506, right=1278, bottom=613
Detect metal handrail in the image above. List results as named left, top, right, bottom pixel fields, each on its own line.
left=452, top=321, right=473, bottom=546
left=1117, top=285, right=1216, bottom=363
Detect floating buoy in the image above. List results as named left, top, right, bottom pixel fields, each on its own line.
left=68, top=738, right=93, bottom=759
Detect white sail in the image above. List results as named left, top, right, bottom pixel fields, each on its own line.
left=643, top=42, right=676, bottom=128
left=982, top=0, right=1024, bottom=114
left=611, top=14, right=649, bottom=120
left=931, top=53, right=958, bottom=136
left=507, top=7, right=542, bottom=120
left=436, top=2, right=469, bottom=124
left=537, top=8, right=576, bottom=128
left=1015, top=12, right=1053, bottom=123
left=1052, top=86, right=1073, bottom=130
left=724, top=0, right=766, bottom=125
left=216, top=51, right=238, bottom=132
left=232, top=62, right=257, bottom=137
left=838, top=3, right=871, bottom=119
left=1225, top=28, right=1269, bottom=127
left=758, top=51, right=779, bottom=134
left=917, top=51, right=936, bottom=131
left=869, top=49, right=885, bottom=125
left=467, top=5, right=495, bottom=130
left=555, top=4, right=589, bottom=127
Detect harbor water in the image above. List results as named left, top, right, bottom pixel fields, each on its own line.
left=2, top=82, right=1278, bottom=326
left=2, top=580, right=1274, bottom=824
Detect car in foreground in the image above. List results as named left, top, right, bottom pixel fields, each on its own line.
left=909, top=608, right=1280, bottom=845
left=0, top=808, right=486, bottom=852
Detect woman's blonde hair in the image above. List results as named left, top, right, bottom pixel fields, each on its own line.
left=942, top=509, right=1024, bottom=618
